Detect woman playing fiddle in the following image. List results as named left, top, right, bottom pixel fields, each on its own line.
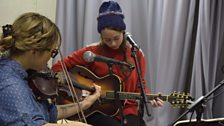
left=0, top=12, right=101, bottom=126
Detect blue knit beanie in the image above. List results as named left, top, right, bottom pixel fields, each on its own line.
left=97, top=1, right=126, bottom=33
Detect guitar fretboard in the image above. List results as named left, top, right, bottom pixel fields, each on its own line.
left=105, top=91, right=169, bottom=101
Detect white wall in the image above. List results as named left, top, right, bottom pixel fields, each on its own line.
left=0, top=0, right=57, bottom=66
left=0, top=0, right=56, bottom=27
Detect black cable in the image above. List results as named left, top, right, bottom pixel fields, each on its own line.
left=189, top=110, right=195, bottom=122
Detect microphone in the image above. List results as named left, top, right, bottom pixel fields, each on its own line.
left=83, top=51, right=134, bottom=70
left=125, top=32, right=140, bottom=49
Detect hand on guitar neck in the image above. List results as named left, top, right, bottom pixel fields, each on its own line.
left=149, top=93, right=164, bottom=107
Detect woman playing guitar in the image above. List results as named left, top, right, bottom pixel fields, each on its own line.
left=52, top=1, right=164, bottom=126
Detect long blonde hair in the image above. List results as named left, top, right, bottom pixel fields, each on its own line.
left=0, top=12, right=61, bottom=56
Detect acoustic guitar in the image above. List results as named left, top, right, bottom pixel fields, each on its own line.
left=57, top=65, right=193, bottom=120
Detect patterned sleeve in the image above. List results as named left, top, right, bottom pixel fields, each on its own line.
left=0, top=78, right=47, bottom=126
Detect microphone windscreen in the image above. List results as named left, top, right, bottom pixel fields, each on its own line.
left=125, top=32, right=131, bottom=38
left=83, top=51, right=95, bottom=62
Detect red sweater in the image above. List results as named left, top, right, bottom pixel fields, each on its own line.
left=52, top=43, right=150, bottom=118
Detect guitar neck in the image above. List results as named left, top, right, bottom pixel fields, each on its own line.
left=106, top=91, right=169, bottom=101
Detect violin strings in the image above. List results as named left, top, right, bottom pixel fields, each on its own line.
left=58, top=49, right=87, bottom=123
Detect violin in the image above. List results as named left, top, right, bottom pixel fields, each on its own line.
left=26, top=69, right=94, bottom=101
left=26, top=69, right=58, bottom=100
left=26, top=49, right=90, bottom=123
left=26, top=68, right=88, bottom=122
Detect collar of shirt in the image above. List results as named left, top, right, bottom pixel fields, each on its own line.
left=0, top=58, right=28, bottom=79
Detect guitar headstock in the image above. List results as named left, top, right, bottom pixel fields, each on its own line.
left=168, top=91, right=193, bottom=108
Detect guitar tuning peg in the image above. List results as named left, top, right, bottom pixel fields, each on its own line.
left=175, top=105, right=180, bottom=108
left=186, top=93, right=190, bottom=96
left=173, top=91, right=177, bottom=96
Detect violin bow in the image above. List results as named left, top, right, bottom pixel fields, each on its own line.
left=58, top=49, right=87, bottom=123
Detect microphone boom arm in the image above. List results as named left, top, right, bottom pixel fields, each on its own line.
left=83, top=51, right=135, bottom=70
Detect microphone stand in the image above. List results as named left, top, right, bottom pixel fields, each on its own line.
left=130, top=45, right=151, bottom=125
left=170, top=80, right=224, bottom=126
left=107, top=63, right=126, bottom=126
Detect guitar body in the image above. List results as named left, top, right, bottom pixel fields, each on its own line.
left=56, top=65, right=193, bottom=120
left=57, top=65, right=123, bottom=120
